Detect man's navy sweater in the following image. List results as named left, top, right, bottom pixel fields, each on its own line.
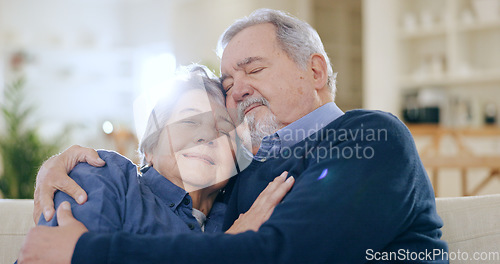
left=73, top=110, right=448, bottom=263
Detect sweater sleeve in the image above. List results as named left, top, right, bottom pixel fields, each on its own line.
left=72, top=112, right=446, bottom=264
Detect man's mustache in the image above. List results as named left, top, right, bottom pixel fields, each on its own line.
left=237, top=97, right=270, bottom=123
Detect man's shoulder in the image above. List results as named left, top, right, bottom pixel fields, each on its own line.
left=335, top=109, right=403, bottom=128
left=311, top=109, right=413, bottom=146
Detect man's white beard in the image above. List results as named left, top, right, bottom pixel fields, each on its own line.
left=237, top=97, right=283, bottom=148
left=244, top=111, right=282, bottom=147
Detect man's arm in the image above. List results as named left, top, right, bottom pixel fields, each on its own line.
left=19, top=202, right=88, bottom=264
left=19, top=169, right=295, bottom=264
left=25, top=112, right=446, bottom=263
left=34, top=145, right=105, bottom=222
left=69, top=112, right=445, bottom=264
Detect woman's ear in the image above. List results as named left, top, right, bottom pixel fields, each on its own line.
left=145, top=152, right=154, bottom=166
left=310, top=53, right=328, bottom=90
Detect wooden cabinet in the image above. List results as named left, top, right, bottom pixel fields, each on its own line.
left=408, top=124, right=500, bottom=197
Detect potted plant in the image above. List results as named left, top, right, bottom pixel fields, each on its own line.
left=0, top=78, right=65, bottom=198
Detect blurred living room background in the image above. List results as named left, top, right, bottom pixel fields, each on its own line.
left=0, top=0, right=499, bottom=198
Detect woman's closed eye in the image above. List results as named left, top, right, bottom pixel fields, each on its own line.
left=178, top=119, right=199, bottom=126
left=224, top=83, right=233, bottom=93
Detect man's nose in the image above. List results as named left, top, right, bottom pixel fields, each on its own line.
left=231, top=77, right=254, bottom=102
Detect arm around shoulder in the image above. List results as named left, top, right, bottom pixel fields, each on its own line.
left=38, top=150, right=135, bottom=233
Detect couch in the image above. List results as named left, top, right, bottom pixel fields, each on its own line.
left=1, top=195, right=499, bottom=264
left=0, top=199, right=34, bottom=264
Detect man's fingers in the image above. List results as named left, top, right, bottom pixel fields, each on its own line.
left=38, top=175, right=86, bottom=222
left=79, top=148, right=105, bottom=167
left=54, top=175, right=87, bottom=205
left=56, top=201, right=76, bottom=226
left=66, top=145, right=105, bottom=168
left=40, top=191, right=56, bottom=222
left=33, top=188, right=44, bottom=223
left=33, top=145, right=97, bottom=224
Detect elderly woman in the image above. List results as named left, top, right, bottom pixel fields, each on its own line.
left=36, top=65, right=292, bottom=234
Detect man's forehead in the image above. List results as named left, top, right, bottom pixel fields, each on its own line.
left=221, top=24, right=276, bottom=63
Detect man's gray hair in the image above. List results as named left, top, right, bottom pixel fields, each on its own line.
left=137, top=64, right=224, bottom=167
left=216, top=8, right=336, bottom=97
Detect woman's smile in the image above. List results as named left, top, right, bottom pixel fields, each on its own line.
left=181, top=152, right=215, bottom=165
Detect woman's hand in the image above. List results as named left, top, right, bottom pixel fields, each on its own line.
left=225, top=171, right=294, bottom=234
left=33, top=145, right=105, bottom=223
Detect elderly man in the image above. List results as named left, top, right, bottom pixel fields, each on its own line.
left=19, top=9, right=448, bottom=264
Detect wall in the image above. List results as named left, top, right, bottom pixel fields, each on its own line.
left=362, top=0, right=400, bottom=116
left=0, top=0, right=131, bottom=152
left=166, top=0, right=313, bottom=72
left=0, top=0, right=316, bottom=159
left=362, top=0, right=500, bottom=197
left=314, top=0, right=363, bottom=111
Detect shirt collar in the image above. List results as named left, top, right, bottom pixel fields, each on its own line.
left=140, top=166, right=189, bottom=209
left=251, top=102, right=344, bottom=161
left=276, top=102, right=344, bottom=151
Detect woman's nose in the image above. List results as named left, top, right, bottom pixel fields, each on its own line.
left=197, top=138, right=215, bottom=146
left=194, top=128, right=218, bottom=146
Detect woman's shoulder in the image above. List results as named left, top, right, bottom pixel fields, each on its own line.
left=70, top=149, right=139, bottom=190
left=96, top=149, right=136, bottom=167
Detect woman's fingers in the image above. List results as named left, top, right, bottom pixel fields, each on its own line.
left=253, top=171, right=293, bottom=209
left=225, top=171, right=294, bottom=234
left=251, top=171, right=294, bottom=220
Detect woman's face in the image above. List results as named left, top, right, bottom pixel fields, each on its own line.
left=147, top=89, right=237, bottom=192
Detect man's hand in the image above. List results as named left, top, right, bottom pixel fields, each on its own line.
left=34, top=145, right=105, bottom=223
left=19, top=201, right=88, bottom=264
left=226, top=171, right=294, bottom=234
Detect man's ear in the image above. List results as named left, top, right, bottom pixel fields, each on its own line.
left=310, top=53, right=328, bottom=90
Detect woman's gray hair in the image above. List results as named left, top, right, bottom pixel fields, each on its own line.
left=216, top=8, right=336, bottom=97
left=137, top=64, right=224, bottom=167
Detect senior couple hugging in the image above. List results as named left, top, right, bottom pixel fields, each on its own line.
left=18, top=8, right=448, bottom=264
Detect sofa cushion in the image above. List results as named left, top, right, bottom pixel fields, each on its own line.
left=1, top=196, right=500, bottom=263
left=0, top=199, right=34, bottom=264
left=436, top=194, right=500, bottom=263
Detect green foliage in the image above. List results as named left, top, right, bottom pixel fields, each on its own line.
left=0, top=78, right=63, bottom=198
